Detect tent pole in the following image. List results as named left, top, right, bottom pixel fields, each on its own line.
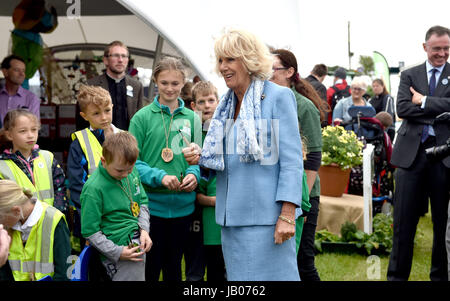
left=148, top=34, right=164, bottom=102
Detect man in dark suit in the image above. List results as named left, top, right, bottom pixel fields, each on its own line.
left=388, top=25, right=450, bottom=281
left=77, top=41, right=144, bottom=130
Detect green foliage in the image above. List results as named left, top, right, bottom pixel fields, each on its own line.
left=314, top=229, right=340, bottom=252
left=315, top=210, right=433, bottom=281
left=358, top=55, right=374, bottom=75
left=340, top=221, right=358, bottom=242
left=365, top=85, right=374, bottom=98
left=321, top=126, right=364, bottom=170
left=315, top=213, right=394, bottom=255
left=371, top=213, right=394, bottom=252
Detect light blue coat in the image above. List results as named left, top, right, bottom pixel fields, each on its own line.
left=215, top=80, right=304, bottom=227
left=332, top=96, right=372, bottom=122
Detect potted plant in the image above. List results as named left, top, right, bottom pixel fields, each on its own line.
left=319, top=125, right=364, bottom=197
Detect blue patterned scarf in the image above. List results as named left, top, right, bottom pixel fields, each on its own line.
left=199, top=79, right=265, bottom=171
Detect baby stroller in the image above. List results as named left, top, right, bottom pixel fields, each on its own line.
left=340, top=106, right=395, bottom=215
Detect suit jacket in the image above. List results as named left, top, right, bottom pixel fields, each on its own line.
left=391, top=61, right=450, bottom=168
left=87, top=73, right=144, bottom=120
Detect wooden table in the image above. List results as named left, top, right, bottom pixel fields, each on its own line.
left=317, top=193, right=365, bottom=235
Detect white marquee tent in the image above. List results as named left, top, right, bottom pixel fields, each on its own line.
left=0, top=0, right=302, bottom=96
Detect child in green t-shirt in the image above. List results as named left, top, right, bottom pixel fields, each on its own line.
left=190, top=81, right=226, bottom=281
left=81, top=132, right=152, bottom=281
left=295, top=137, right=312, bottom=254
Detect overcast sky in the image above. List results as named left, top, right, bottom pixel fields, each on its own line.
left=295, top=0, right=450, bottom=78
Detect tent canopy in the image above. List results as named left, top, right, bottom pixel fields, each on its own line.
left=1, top=0, right=302, bottom=94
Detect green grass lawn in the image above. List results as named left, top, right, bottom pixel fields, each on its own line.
left=315, top=210, right=434, bottom=281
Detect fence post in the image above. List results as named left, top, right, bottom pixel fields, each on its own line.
left=363, top=143, right=374, bottom=234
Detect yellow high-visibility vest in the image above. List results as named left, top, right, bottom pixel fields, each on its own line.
left=8, top=201, right=66, bottom=281
left=71, top=129, right=102, bottom=176
left=0, top=150, right=54, bottom=206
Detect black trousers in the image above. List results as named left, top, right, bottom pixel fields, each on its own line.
left=205, top=245, right=226, bottom=281
left=183, top=207, right=206, bottom=281
left=297, top=196, right=321, bottom=281
left=145, top=215, right=192, bottom=281
left=387, top=137, right=449, bottom=281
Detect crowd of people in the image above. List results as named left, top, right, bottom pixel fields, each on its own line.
left=0, top=24, right=449, bottom=282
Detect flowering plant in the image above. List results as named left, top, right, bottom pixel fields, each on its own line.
left=321, top=126, right=364, bottom=170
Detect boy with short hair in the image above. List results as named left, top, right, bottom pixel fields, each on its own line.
left=80, top=131, right=152, bottom=281
left=67, top=85, right=120, bottom=251
left=189, top=81, right=226, bottom=281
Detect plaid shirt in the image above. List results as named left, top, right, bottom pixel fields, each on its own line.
left=0, top=146, right=68, bottom=214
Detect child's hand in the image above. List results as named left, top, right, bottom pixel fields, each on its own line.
left=180, top=174, right=198, bottom=192
left=182, top=143, right=201, bottom=165
left=161, top=175, right=181, bottom=191
left=333, top=118, right=343, bottom=125
left=139, top=230, right=152, bottom=253
left=119, top=245, right=144, bottom=262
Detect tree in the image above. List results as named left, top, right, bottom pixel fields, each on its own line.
left=358, top=56, right=374, bottom=76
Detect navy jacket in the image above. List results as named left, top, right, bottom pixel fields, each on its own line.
left=67, top=128, right=105, bottom=210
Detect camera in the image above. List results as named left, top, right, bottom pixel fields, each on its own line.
left=425, top=137, right=450, bottom=159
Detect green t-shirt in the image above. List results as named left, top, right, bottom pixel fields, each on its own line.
left=296, top=172, right=311, bottom=253
left=199, top=174, right=221, bottom=245
left=198, top=130, right=221, bottom=245
left=80, top=163, right=149, bottom=247
left=293, top=87, right=323, bottom=198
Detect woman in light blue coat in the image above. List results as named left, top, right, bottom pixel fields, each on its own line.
left=198, top=28, right=304, bottom=281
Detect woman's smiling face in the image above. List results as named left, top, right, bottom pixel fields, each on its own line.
left=218, top=57, right=251, bottom=94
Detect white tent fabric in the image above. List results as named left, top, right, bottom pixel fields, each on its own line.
left=119, top=0, right=302, bottom=94
left=0, top=14, right=179, bottom=69
left=1, top=0, right=302, bottom=94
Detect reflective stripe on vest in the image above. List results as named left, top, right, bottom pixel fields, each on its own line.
left=8, top=260, right=54, bottom=275
left=71, top=129, right=102, bottom=176
left=0, top=150, right=54, bottom=205
left=8, top=202, right=65, bottom=281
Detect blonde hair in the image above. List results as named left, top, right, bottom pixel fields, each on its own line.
left=2, top=108, right=40, bottom=131
left=0, top=180, right=34, bottom=217
left=214, top=28, right=273, bottom=80
left=0, top=109, right=40, bottom=152
left=102, top=131, right=139, bottom=164
left=192, top=81, right=219, bottom=103
left=350, top=77, right=368, bottom=90
left=152, top=56, right=187, bottom=84
left=77, top=85, right=112, bottom=113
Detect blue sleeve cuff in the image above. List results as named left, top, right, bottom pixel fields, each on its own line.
left=185, top=165, right=200, bottom=183
left=135, top=160, right=168, bottom=187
